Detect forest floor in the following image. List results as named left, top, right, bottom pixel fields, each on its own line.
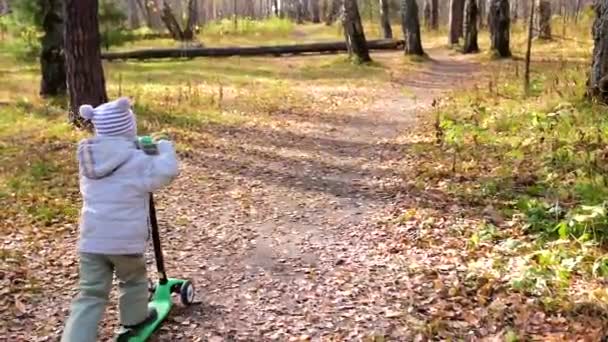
left=2, top=38, right=607, bottom=340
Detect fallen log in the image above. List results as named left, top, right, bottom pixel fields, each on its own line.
left=101, top=39, right=405, bottom=61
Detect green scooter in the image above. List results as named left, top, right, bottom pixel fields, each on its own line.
left=116, top=137, right=195, bottom=341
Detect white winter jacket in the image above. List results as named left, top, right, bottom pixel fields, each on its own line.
left=77, top=136, right=179, bottom=255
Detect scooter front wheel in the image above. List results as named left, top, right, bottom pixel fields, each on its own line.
left=180, top=280, right=195, bottom=306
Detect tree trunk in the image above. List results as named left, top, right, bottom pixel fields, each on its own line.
left=463, top=0, right=479, bottom=53
left=325, top=0, right=341, bottom=25
left=511, top=0, right=518, bottom=22
left=183, top=0, right=198, bottom=41
left=127, top=0, right=140, bottom=29
left=449, top=0, right=465, bottom=45
left=0, top=0, right=7, bottom=15
left=535, top=0, right=551, bottom=40
left=311, top=0, right=321, bottom=22
left=102, top=39, right=404, bottom=60
left=521, top=0, right=529, bottom=23
left=574, top=0, right=582, bottom=23
left=379, top=0, right=392, bottom=38
left=245, top=0, right=255, bottom=17
left=40, top=0, right=66, bottom=97
left=524, top=0, right=535, bottom=95
left=477, top=0, right=485, bottom=28
left=401, top=0, right=424, bottom=55
left=489, top=0, right=511, bottom=57
left=431, top=0, right=439, bottom=29
left=588, top=0, right=608, bottom=102
left=342, top=0, right=371, bottom=62
left=272, top=0, right=279, bottom=15
left=295, top=0, right=304, bottom=23
left=423, top=0, right=432, bottom=29
left=301, top=0, right=311, bottom=20
left=64, top=0, right=108, bottom=125
left=161, top=2, right=186, bottom=41
left=143, top=0, right=163, bottom=29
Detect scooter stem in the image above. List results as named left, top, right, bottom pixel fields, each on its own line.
left=149, top=193, right=168, bottom=285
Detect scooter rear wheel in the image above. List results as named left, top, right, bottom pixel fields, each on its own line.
left=180, top=280, right=195, bottom=306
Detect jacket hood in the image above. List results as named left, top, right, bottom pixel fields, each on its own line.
left=77, top=137, right=135, bottom=179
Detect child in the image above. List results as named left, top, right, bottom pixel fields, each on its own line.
left=61, top=97, right=179, bottom=342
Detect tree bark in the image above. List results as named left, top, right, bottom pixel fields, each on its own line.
left=401, top=0, right=424, bottom=55
left=40, top=0, right=66, bottom=97
left=489, top=0, right=511, bottom=57
left=535, top=0, right=551, bottom=40
left=311, top=0, right=321, bottom=22
left=342, top=0, right=371, bottom=62
left=64, top=0, right=108, bottom=125
left=463, top=0, right=479, bottom=53
left=449, top=0, right=465, bottom=45
left=379, top=0, right=393, bottom=38
left=588, top=0, right=608, bottom=102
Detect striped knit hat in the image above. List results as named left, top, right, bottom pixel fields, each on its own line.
left=79, top=97, right=137, bottom=138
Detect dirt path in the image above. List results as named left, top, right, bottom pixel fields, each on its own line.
left=145, top=49, right=481, bottom=341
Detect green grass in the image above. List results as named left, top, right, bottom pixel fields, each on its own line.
left=412, top=41, right=608, bottom=311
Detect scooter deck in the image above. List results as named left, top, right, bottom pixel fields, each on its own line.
left=124, top=278, right=185, bottom=342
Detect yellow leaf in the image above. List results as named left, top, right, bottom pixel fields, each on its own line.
left=14, top=297, right=26, bottom=315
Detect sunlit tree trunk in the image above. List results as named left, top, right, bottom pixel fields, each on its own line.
left=588, top=0, right=608, bottom=103
left=64, top=0, right=108, bottom=125
left=489, top=0, right=511, bottom=57
left=342, top=0, right=371, bottom=62
left=379, top=0, right=393, bottom=38
left=401, top=0, right=424, bottom=55
left=463, top=0, right=479, bottom=53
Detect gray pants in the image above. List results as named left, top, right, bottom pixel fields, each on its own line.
left=61, top=253, right=148, bottom=342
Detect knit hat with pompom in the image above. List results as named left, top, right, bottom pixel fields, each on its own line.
left=79, top=97, right=137, bottom=138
